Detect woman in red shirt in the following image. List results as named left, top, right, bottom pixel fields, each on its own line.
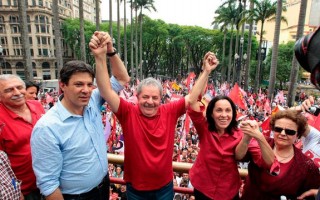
left=240, top=110, right=320, bottom=199
left=187, top=52, right=274, bottom=200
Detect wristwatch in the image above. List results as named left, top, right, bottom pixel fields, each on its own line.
left=107, top=48, right=117, bottom=57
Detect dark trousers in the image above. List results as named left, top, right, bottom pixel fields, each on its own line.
left=24, top=189, right=42, bottom=200
left=194, top=188, right=240, bottom=200
left=126, top=181, right=174, bottom=200
left=63, top=175, right=110, bottom=200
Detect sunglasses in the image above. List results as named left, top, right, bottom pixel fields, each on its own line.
left=273, top=127, right=297, bottom=136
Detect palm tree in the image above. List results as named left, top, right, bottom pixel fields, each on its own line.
left=247, top=0, right=278, bottom=92
left=213, top=2, right=238, bottom=82
left=18, top=0, right=33, bottom=81
left=95, top=0, right=100, bottom=30
left=135, top=0, right=157, bottom=79
left=52, top=0, right=63, bottom=74
left=287, top=0, right=307, bottom=107
left=267, top=0, right=283, bottom=100
left=79, top=0, right=86, bottom=62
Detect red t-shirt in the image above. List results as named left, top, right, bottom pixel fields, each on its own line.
left=115, top=97, right=186, bottom=190
left=0, top=100, right=45, bottom=195
left=187, top=107, right=243, bottom=200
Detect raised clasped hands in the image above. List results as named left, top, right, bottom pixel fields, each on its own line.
left=89, top=31, right=113, bottom=57
left=240, top=120, right=263, bottom=140
left=203, top=51, right=219, bottom=73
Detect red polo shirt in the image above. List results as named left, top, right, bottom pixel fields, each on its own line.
left=0, top=100, right=45, bottom=195
left=187, top=108, right=243, bottom=200
left=115, top=97, right=186, bottom=191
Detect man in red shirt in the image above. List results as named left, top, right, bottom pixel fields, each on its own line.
left=90, top=32, right=189, bottom=199
left=0, top=74, right=45, bottom=199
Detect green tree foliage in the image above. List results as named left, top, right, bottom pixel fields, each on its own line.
left=264, top=41, right=295, bottom=90
left=61, top=17, right=259, bottom=81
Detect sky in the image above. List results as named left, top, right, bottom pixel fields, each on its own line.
left=100, top=0, right=221, bottom=29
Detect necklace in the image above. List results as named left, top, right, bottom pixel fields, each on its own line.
left=274, top=148, right=294, bottom=162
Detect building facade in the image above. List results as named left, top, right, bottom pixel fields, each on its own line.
left=257, top=0, right=320, bottom=45
left=0, top=0, right=99, bottom=80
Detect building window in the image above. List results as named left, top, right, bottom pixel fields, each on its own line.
left=12, top=37, right=20, bottom=45
left=11, top=25, right=20, bottom=33
left=38, top=49, right=42, bottom=56
left=0, top=25, right=5, bottom=33
left=29, top=37, right=33, bottom=44
left=43, top=49, right=48, bottom=56
left=30, top=49, right=34, bottom=56
left=39, top=0, right=43, bottom=6
left=41, top=36, right=47, bottom=45
left=32, top=0, right=36, bottom=6
left=14, top=49, right=22, bottom=56
left=9, top=16, right=19, bottom=23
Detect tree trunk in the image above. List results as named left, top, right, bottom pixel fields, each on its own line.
left=287, top=0, right=307, bottom=107
left=227, top=21, right=234, bottom=83
left=238, top=0, right=246, bottom=86
left=18, top=0, right=33, bottom=81
left=109, top=0, right=113, bottom=38
left=123, top=0, right=128, bottom=70
left=130, top=0, right=134, bottom=81
left=79, top=0, right=86, bottom=62
left=221, top=29, right=227, bottom=82
left=254, top=21, right=265, bottom=93
left=268, top=0, right=282, bottom=100
left=135, top=7, right=139, bottom=79
left=95, top=0, right=100, bottom=30
left=244, top=0, right=254, bottom=91
left=52, top=0, right=63, bottom=74
left=139, top=9, right=143, bottom=79
left=117, top=0, right=121, bottom=55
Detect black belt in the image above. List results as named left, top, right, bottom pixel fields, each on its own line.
left=63, top=174, right=109, bottom=199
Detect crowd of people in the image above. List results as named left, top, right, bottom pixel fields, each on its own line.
left=1, top=29, right=320, bottom=200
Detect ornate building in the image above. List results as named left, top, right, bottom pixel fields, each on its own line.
left=0, top=0, right=99, bottom=80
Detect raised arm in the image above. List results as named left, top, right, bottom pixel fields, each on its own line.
left=237, top=120, right=275, bottom=166
left=89, top=31, right=121, bottom=113
left=108, top=48, right=130, bottom=86
left=187, top=52, right=219, bottom=111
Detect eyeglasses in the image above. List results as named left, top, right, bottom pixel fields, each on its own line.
left=273, top=127, right=297, bottom=136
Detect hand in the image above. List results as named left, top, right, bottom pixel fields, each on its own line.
left=297, top=189, right=318, bottom=199
left=202, top=51, right=219, bottom=73
left=295, top=96, right=314, bottom=112
left=240, top=120, right=263, bottom=140
left=89, top=31, right=113, bottom=57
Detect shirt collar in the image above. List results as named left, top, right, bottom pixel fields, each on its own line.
left=57, top=94, right=88, bottom=121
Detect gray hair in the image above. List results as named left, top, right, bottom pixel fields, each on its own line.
left=137, top=77, right=163, bottom=97
left=0, top=74, right=26, bottom=87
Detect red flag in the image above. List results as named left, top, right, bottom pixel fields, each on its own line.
left=186, top=72, right=196, bottom=91
left=180, top=114, right=190, bottom=149
left=228, top=83, right=247, bottom=110
left=260, top=117, right=271, bottom=137
left=107, top=114, right=117, bottom=152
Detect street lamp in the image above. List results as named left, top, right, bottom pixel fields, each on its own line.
left=242, top=53, right=247, bottom=86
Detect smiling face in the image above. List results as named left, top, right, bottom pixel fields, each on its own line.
left=211, top=99, right=233, bottom=134
left=137, top=85, right=161, bottom=117
left=0, top=77, right=26, bottom=108
left=273, top=118, right=298, bottom=148
left=60, top=72, right=94, bottom=115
